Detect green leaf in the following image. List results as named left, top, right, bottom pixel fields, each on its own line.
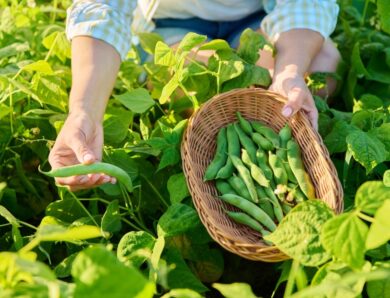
left=0, top=205, right=19, bottom=226
left=351, top=43, right=370, bottom=77
left=377, top=0, right=390, bottom=34
left=218, top=59, right=245, bottom=84
left=37, top=223, right=103, bottom=243
left=384, top=170, right=390, bottom=187
left=346, top=130, right=387, bottom=173
left=117, top=231, right=156, bottom=268
left=353, top=94, right=383, bottom=112
left=42, top=31, right=71, bottom=62
left=167, top=173, right=190, bottom=204
left=177, top=32, right=207, bottom=53
left=103, top=108, right=132, bottom=145
left=187, top=246, right=224, bottom=283
left=213, top=283, right=258, bottom=298
left=369, top=123, right=390, bottom=156
left=158, top=147, right=181, bottom=171
left=366, top=200, right=390, bottom=250
left=114, top=88, right=155, bottom=114
left=155, top=41, right=176, bottom=67
left=237, top=28, right=269, bottom=64
left=324, top=121, right=357, bottom=154
left=138, top=32, right=164, bottom=55
left=367, top=262, right=390, bottom=298
left=157, top=203, right=201, bottom=237
left=0, top=42, right=29, bottom=59
left=46, top=197, right=88, bottom=223
left=159, top=75, right=179, bottom=104
left=101, top=200, right=122, bottom=235
left=163, top=247, right=208, bottom=293
left=321, top=213, right=368, bottom=269
left=199, top=39, right=230, bottom=51
left=355, top=181, right=390, bottom=215
left=265, top=200, right=333, bottom=267
left=22, top=60, right=54, bottom=75
left=161, top=289, right=203, bottom=298
left=54, top=253, right=78, bottom=278
left=222, top=64, right=271, bottom=91
left=72, top=246, right=155, bottom=298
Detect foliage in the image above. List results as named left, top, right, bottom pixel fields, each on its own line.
left=0, top=0, right=389, bottom=297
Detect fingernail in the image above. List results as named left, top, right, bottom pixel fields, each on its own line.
left=83, top=154, right=94, bottom=163
left=111, top=178, right=117, bottom=184
left=102, top=176, right=110, bottom=183
left=78, top=175, right=89, bottom=183
left=282, top=106, right=293, bottom=117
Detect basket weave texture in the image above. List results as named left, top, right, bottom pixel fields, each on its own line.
left=181, top=88, right=344, bottom=262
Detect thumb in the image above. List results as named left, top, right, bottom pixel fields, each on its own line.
left=282, top=88, right=305, bottom=118
left=70, top=133, right=96, bottom=164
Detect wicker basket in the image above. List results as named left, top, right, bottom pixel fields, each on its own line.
left=181, top=88, right=344, bottom=262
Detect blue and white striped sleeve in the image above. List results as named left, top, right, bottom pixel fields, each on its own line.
left=261, top=0, right=339, bottom=42
left=66, top=0, right=137, bottom=61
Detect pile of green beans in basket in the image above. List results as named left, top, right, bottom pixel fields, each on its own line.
left=204, top=112, right=316, bottom=238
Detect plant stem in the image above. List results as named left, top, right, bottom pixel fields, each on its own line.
left=67, top=190, right=99, bottom=227
left=358, top=211, right=374, bottom=223
left=284, top=258, right=300, bottom=298
left=141, top=174, right=169, bottom=208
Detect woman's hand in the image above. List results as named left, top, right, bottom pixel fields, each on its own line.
left=269, top=69, right=318, bottom=130
left=48, top=111, right=116, bottom=191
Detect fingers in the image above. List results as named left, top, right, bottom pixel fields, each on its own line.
left=56, top=174, right=117, bottom=192
left=69, top=131, right=97, bottom=165
left=282, top=87, right=318, bottom=130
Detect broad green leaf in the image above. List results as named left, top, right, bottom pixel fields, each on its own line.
left=384, top=170, right=390, bottom=187
left=321, top=213, right=368, bottom=269
left=222, top=64, right=271, bottom=91
left=138, top=32, right=164, bottom=55
left=37, top=223, right=103, bottom=242
left=367, top=262, right=390, bottom=298
left=351, top=110, right=377, bottom=131
left=0, top=42, right=29, bottom=59
left=103, top=108, right=132, bottom=145
left=72, top=246, right=155, bottom=298
left=324, top=121, right=357, bottom=154
left=150, top=235, right=165, bottom=282
left=117, top=231, right=156, bottom=267
left=187, top=246, right=224, bottom=283
left=346, top=130, right=387, bottom=173
left=369, top=123, right=390, bottom=155
left=0, top=205, right=19, bottom=226
left=159, top=75, right=179, bottom=104
left=46, top=197, right=88, bottom=223
left=351, top=43, right=369, bottom=77
left=161, top=289, right=203, bottom=298
left=155, top=41, right=176, bottom=67
left=213, top=283, right=258, bottom=298
left=377, top=0, right=390, bottom=35
left=218, top=59, right=245, bottom=85
left=366, top=52, right=390, bottom=84
left=353, top=94, right=383, bottom=112
left=114, top=88, right=155, bottom=114
left=22, top=60, right=54, bottom=75
left=42, top=31, right=71, bottom=62
left=199, top=39, right=230, bottom=51
left=163, top=247, right=208, bottom=293
left=237, top=28, right=269, bottom=64
left=101, top=200, right=122, bottom=235
left=355, top=181, right=390, bottom=215
left=157, top=203, right=201, bottom=237
left=158, top=146, right=181, bottom=171
left=104, top=150, right=139, bottom=180
left=54, top=253, right=78, bottom=278
left=366, top=200, right=390, bottom=250
left=177, top=32, right=207, bottom=53
left=265, top=200, right=333, bottom=267
left=167, top=173, right=190, bottom=204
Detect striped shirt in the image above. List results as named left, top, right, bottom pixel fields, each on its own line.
left=66, top=0, right=339, bottom=60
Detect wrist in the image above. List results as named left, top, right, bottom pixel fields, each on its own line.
left=68, top=104, right=103, bottom=124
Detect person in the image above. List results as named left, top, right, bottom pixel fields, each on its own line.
left=49, top=0, right=341, bottom=191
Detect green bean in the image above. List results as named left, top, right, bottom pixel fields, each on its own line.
left=216, top=124, right=240, bottom=179
left=276, top=149, right=297, bottom=184
left=256, top=186, right=275, bottom=220
left=234, top=123, right=257, bottom=162
left=204, top=127, right=228, bottom=181
left=255, top=149, right=274, bottom=187
left=236, top=111, right=253, bottom=135
left=226, top=211, right=270, bottom=236
left=279, top=124, right=292, bottom=148
left=39, top=162, right=133, bottom=192
left=252, top=133, right=274, bottom=151
left=251, top=121, right=280, bottom=148
left=287, top=140, right=316, bottom=199
left=216, top=179, right=237, bottom=196
left=230, top=155, right=258, bottom=203
left=227, top=175, right=251, bottom=201
left=264, top=187, right=284, bottom=223
left=242, top=150, right=269, bottom=187
left=219, top=194, right=277, bottom=231
left=268, top=152, right=288, bottom=186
